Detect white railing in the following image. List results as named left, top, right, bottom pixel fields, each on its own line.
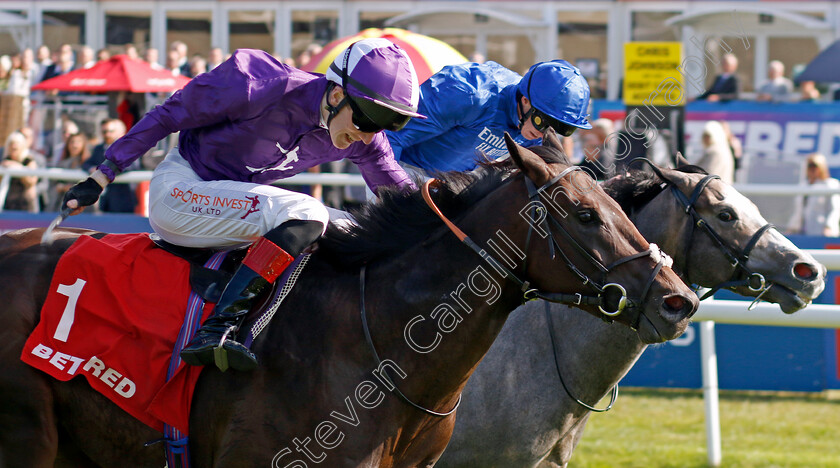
left=2, top=166, right=840, bottom=213
left=692, top=248, right=840, bottom=467
left=733, top=183, right=840, bottom=196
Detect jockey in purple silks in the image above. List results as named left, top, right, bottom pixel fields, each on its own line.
left=62, top=39, right=426, bottom=372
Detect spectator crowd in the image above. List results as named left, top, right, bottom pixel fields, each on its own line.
left=0, top=41, right=321, bottom=214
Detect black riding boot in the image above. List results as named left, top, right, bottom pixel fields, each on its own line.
left=180, top=219, right=324, bottom=371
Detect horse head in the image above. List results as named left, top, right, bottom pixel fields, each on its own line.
left=605, top=161, right=826, bottom=314
left=501, top=131, right=698, bottom=343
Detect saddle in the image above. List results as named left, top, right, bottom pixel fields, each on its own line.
left=148, top=234, right=236, bottom=303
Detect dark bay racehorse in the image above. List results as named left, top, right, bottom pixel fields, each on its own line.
left=0, top=136, right=699, bottom=467
left=437, top=159, right=826, bottom=468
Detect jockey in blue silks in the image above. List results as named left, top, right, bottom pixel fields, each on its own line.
left=386, top=60, right=592, bottom=174
left=61, top=38, right=425, bottom=372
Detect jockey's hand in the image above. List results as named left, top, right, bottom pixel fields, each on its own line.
left=62, top=170, right=108, bottom=215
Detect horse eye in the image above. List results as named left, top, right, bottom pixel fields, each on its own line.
left=718, top=211, right=735, bottom=222
left=577, top=210, right=595, bottom=223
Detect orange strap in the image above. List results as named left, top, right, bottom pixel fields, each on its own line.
left=421, top=179, right=468, bottom=241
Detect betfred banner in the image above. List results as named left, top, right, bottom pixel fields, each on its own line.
left=593, top=100, right=840, bottom=162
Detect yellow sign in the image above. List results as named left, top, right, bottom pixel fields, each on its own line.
left=623, top=42, right=684, bottom=106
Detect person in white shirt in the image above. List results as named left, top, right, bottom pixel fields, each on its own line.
left=756, top=60, right=794, bottom=102
left=694, top=120, right=734, bottom=184
left=207, top=47, right=224, bottom=70
left=34, top=45, right=52, bottom=82
left=788, top=153, right=840, bottom=237
left=143, top=48, right=162, bottom=70
left=76, top=46, right=96, bottom=70
left=5, top=48, right=38, bottom=121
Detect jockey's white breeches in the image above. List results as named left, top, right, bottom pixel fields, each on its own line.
left=148, top=148, right=329, bottom=249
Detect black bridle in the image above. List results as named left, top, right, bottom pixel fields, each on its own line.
left=638, top=161, right=775, bottom=307
left=550, top=160, right=775, bottom=414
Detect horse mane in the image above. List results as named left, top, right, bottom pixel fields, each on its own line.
left=317, top=145, right=568, bottom=269
left=601, top=163, right=708, bottom=215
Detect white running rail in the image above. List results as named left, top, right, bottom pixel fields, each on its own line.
left=693, top=248, right=840, bottom=466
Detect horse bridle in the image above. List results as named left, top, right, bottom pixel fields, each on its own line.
left=422, top=167, right=674, bottom=327
left=658, top=168, right=775, bottom=308
left=548, top=162, right=775, bottom=414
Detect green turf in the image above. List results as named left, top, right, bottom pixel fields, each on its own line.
left=570, top=388, right=840, bottom=468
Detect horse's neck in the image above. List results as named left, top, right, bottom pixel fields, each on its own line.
left=367, top=232, right=525, bottom=372
left=361, top=198, right=532, bottom=400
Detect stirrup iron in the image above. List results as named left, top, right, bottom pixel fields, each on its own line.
left=213, top=326, right=235, bottom=372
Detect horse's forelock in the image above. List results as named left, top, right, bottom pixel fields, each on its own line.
left=602, top=169, right=666, bottom=215
left=529, top=144, right=570, bottom=165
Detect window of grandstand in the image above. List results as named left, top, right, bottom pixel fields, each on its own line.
left=42, top=11, right=86, bottom=50
left=769, top=37, right=819, bottom=84
left=631, top=11, right=680, bottom=42
left=105, top=11, right=151, bottom=51
left=359, top=11, right=402, bottom=30
left=291, top=10, right=338, bottom=60
left=228, top=10, right=275, bottom=53
left=0, top=10, right=29, bottom=56
left=166, top=10, right=211, bottom=59
left=487, top=34, right=534, bottom=74
left=557, top=10, right=607, bottom=97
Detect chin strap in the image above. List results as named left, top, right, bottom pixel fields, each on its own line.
left=515, top=91, right=530, bottom=130
left=324, top=82, right=347, bottom=129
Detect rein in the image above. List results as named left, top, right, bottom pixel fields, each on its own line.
left=544, top=301, right=618, bottom=412
left=421, top=172, right=673, bottom=323
left=359, top=265, right=461, bottom=418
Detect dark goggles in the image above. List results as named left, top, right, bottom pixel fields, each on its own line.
left=346, top=94, right=412, bottom=133
left=526, top=107, right=578, bottom=137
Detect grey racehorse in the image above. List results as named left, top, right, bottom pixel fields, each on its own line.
left=436, top=159, right=827, bottom=468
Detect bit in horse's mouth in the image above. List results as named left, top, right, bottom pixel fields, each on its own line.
left=635, top=312, right=667, bottom=344
left=765, top=283, right=810, bottom=314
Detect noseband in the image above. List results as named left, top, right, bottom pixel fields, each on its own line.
left=421, top=167, right=673, bottom=324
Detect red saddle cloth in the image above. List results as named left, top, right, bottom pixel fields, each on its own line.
left=20, top=233, right=213, bottom=434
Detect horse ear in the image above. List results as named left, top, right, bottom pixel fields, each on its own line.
left=541, top=127, right=571, bottom=165
left=542, top=127, right=563, bottom=151
left=505, top=132, right=551, bottom=185
left=674, top=151, right=690, bottom=167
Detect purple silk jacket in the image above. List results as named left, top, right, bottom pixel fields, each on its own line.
left=101, top=49, right=412, bottom=194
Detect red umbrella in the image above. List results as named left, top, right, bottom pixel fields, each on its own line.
left=32, top=55, right=190, bottom=93
left=301, top=28, right=467, bottom=83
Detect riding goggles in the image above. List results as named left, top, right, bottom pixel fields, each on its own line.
left=524, top=107, right=578, bottom=137
left=347, top=94, right=412, bottom=133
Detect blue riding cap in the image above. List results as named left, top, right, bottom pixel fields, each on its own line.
left=518, top=60, right=592, bottom=131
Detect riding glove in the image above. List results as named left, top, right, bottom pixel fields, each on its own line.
left=62, top=177, right=105, bottom=211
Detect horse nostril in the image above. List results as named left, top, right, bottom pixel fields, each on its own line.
left=664, top=295, right=686, bottom=312
left=793, top=262, right=817, bottom=280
